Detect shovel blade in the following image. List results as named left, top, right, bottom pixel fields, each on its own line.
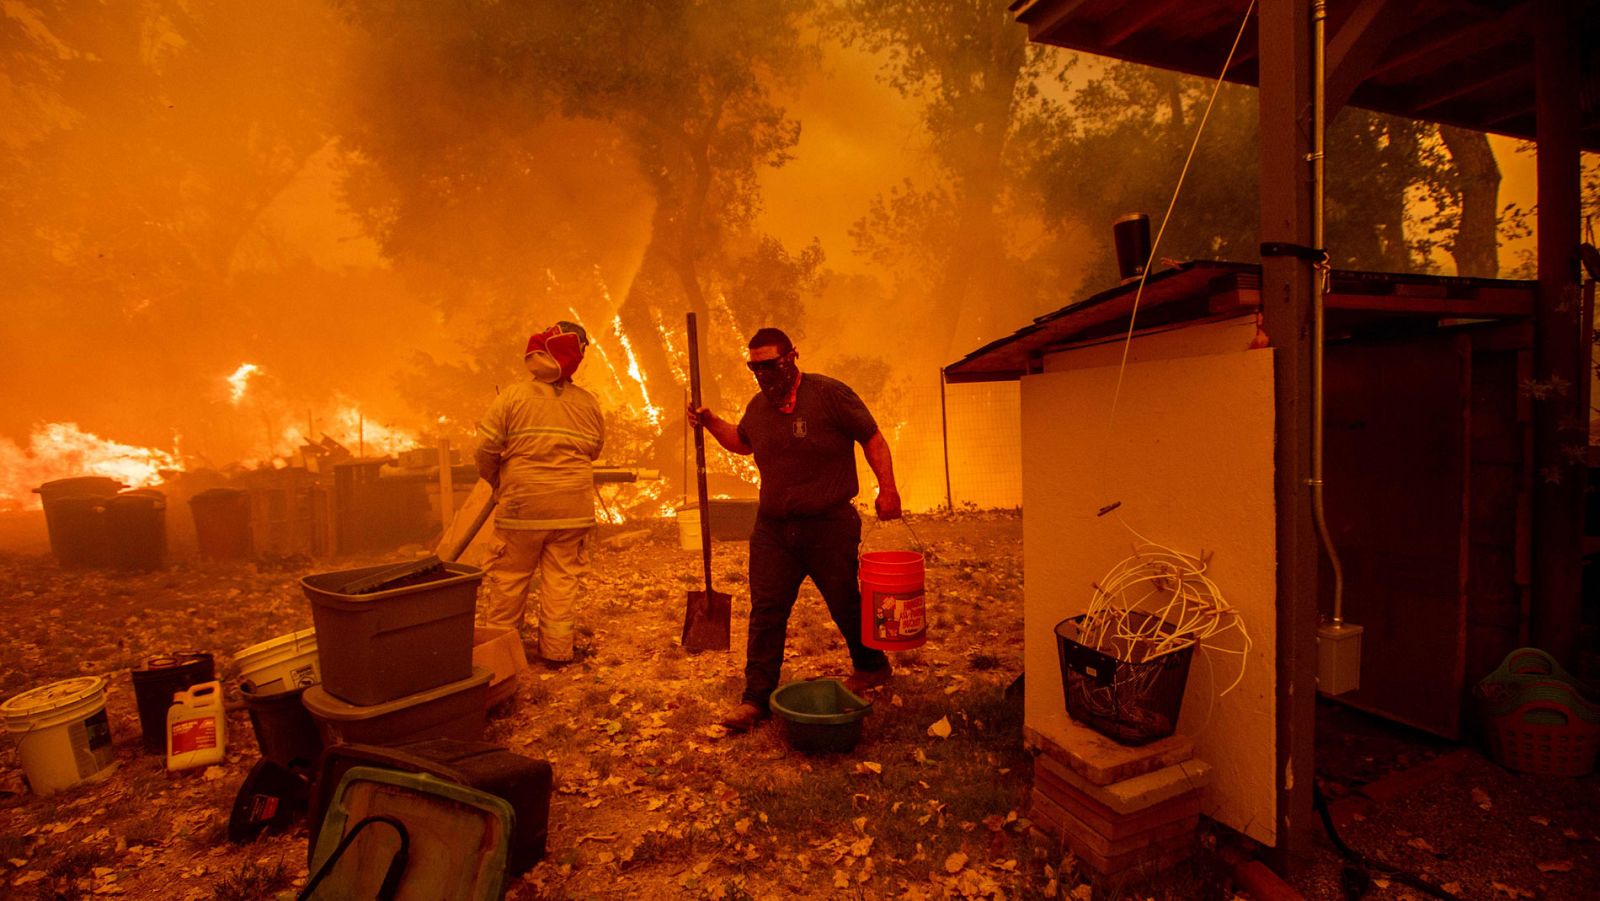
left=682, top=589, right=732, bottom=653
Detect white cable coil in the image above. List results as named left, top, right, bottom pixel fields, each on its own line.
left=1083, top=532, right=1253, bottom=697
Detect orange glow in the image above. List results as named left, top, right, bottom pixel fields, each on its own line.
left=611, top=313, right=662, bottom=427
left=226, top=363, right=261, bottom=406
left=280, top=402, right=420, bottom=459
left=0, top=423, right=182, bottom=511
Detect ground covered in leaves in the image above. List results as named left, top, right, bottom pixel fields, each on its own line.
left=0, top=508, right=1595, bottom=900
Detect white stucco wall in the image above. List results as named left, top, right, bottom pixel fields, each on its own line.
left=1021, top=319, right=1278, bottom=845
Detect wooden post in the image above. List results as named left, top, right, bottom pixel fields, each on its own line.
left=1257, top=0, right=1317, bottom=873
left=1530, top=0, right=1586, bottom=665
left=940, top=368, right=954, bottom=511
left=437, top=437, right=455, bottom=530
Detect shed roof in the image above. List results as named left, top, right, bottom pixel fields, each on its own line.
left=1010, top=0, right=1600, bottom=150
left=944, top=261, right=1536, bottom=382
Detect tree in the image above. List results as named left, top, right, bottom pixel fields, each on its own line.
left=0, top=0, right=348, bottom=450
left=1435, top=126, right=1502, bottom=277
left=1034, top=60, right=1493, bottom=285
left=833, top=0, right=1074, bottom=360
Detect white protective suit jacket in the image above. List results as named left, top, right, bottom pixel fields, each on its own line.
left=475, top=379, right=605, bottom=530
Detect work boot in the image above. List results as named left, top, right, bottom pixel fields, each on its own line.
left=718, top=702, right=769, bottom=734
left=844, top=664, right=893, bottom=694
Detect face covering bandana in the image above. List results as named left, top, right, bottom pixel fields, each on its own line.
left=754, top=357, right=799, bottom=406
left=525, top=350, right=562, bottom=383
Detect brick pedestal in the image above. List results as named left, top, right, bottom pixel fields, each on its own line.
left=1026, top=723, right=1210, bottom=877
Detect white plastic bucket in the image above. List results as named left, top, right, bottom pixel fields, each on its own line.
left=235, top=628, right=320, bottom=694
left=1, top=676, right=117, bottom=796
left=676, top=505, right=701, bottom=551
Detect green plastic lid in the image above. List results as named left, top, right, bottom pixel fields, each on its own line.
left=311, top=765, right=513, bottom=901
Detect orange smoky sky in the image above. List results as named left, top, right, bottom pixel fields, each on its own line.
left=0, top=0, right=1576, bottom=518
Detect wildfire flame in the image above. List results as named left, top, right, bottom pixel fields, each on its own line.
left=280, top=403, right=420, bottom=459
left=611, top=314, right=662, bottom=427
left=227, top=363, right=261, bottom=406
left=0, top=423, right=183, bottom=511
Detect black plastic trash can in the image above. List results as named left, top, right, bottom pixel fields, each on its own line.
left=105, top=490, right=166, bottom=570
left=190, top=488, right=252, bottom=560
left=35, top=477, right=122, bottom=568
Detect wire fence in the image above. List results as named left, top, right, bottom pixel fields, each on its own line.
left=875, top=379, right=1023, bottom=513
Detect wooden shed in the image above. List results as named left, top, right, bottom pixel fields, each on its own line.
left=948, top=261, right=1540, bottom=849
left=988, top=0, right=1596, bottom=870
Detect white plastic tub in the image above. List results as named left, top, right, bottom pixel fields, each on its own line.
left=235, top=628, right=320, bottom=694
left=1, top=676, right=117, bottom=795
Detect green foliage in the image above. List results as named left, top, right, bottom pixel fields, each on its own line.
left=831, top=0, right=1077, bottom=362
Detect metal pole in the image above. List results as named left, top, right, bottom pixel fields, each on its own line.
left=939, top=368, right=954, bottom=511
left=1308, top=0, right=1346, bottom=630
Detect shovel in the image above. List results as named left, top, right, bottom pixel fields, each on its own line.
left=681, top=311, right=732, bottom=653
left=437, top=478, right=497, bottom=564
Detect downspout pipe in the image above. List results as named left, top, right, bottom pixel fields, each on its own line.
left=1309, top=0, right=1346, bottom=625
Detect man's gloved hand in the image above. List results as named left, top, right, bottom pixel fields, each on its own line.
left=875, top=487, right=902, bottom=521
left=686, top=404, right=714, bottom=430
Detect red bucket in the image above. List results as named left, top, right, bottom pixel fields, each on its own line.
left=860, top=550, right=926, bottom=651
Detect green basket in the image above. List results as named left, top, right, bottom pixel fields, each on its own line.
left=770, top=679, right=872, bottom=755
left=1474, top=648, right=1600, bottom=725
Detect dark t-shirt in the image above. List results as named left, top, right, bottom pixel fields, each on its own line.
left=736, top=373, right=879, bottom=519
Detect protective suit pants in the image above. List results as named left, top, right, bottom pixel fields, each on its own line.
left=482, top=526, right=589, bottom=661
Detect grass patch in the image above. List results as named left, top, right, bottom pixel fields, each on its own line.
left=523, top=679, right=552, bottom=705
left=0, top=830, right=30, bottom=861
left=733, top=765, right=861, bottom=833
left=46, top=846, right=108, bottom=881
left=968, top=652, right=1003, bottom=671
left=213, top=859, right=292, bottom=901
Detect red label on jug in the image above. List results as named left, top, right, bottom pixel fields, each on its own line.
left=872, top=590, right=925, bottom=640
left=170, top=717, right=217, bottom=754
left=247, top=794, right=280, bottom=822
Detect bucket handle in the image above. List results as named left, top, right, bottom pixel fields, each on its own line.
left=862, top=516, right=926, bottom=556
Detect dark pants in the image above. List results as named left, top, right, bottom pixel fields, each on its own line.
left=742, top=507, right=888, bottom=709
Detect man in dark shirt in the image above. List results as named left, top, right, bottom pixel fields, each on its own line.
left=689, top=327, right=902, bottom=733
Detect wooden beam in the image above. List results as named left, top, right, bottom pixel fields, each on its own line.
left=1258, top=0, right=1316, bottom=876
left=1482, top=98, right=1539, bottom=128
left=1325, top=0, right=1416, bottom=116
left=1364, top=3, right=1533, bottom=84
left=1015, top=0, right=1096, bottom=42
left=1530, top=0, right=1587, bottom=666
left=1325, top=293, right=1533, bottom=317
left=1100, top=0, right=1190, bottom=47
left=1407, top=63, right=1534, bottom=115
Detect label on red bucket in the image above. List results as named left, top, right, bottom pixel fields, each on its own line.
left=170, top=717, right=218, bottom=754
left=869, top=589, right=925, bottom=643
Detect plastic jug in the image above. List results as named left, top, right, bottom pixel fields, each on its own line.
left=167, top=680, right=227, bottom=771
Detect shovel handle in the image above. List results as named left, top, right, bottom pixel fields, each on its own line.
left=687, top=313, right=715, bottom=595
left=438, top=486, right=496, bottom=563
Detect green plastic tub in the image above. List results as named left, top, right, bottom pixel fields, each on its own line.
left=770, top=679, right=872, bottom=754
left=308, top=766, right=512, bottom=900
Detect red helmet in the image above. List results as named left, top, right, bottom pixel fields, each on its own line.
left=525, top=321, right=589, bottom=381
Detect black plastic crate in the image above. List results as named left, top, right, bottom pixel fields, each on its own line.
left=1055, top=613, right=1195, bottom=747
